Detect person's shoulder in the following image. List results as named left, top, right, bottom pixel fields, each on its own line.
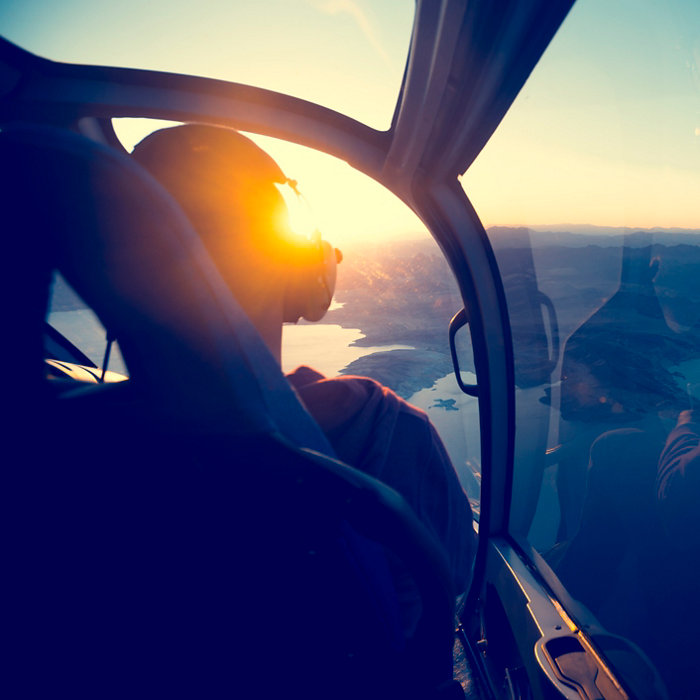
left=287, top=366, right=404, bottom=404
left=286, top=365, right=325, bottom=388
left=336, top=373, right=433, bottom=423
left=287, top=366, right=374, bottom=400
left=287, top=365, right=431, bottom=429
left=286, top=366, right=386, bottom=429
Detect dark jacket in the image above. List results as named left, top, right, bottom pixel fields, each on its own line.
left=287, top=365, right=476, bottom=595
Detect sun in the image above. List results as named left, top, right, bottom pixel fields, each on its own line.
left=114, top=118, right=428, bottom=249
left=249, top=134, right=427, bottom=249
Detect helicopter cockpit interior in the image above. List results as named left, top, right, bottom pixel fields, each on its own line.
left=2, top=0, right=699, bottom=697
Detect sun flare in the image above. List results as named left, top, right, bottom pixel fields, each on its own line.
left=114, top=118, right=427, bottom=250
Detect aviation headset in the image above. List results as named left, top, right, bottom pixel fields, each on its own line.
left=131, top=124, right=342, bottom=324
left=278, top=178, right=343, bottom=323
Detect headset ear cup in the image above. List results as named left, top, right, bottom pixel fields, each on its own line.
left=282, top=268, right=306, bottom=324
left=301, top=239, right=337, bottom=322
left=282, top=239, right=338, bottom=323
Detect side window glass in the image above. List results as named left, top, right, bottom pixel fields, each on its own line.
left=47, top=272, right=128, bottom=377
left=464, top=0, right=700, bottom=695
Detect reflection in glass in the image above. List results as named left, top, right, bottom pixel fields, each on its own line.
left=493, top=228, right=700, bottom=695
left=491, top=228, right=561, bottom=537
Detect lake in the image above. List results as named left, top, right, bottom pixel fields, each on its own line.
left=282, top=323, right=413, bottom=377
left=284, top=322, right=482, bottom=500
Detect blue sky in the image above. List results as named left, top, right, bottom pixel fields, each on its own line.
left=464, top=0, right=700, bottom=229
left=2, top=0, right=698, bottom=237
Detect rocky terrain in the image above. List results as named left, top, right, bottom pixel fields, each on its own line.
left=323, top=239, right=465, bottom=397
left=340, top=348, right=454, bottom=399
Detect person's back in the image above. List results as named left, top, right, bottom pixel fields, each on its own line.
left=131, top=124, right=476, bottom=597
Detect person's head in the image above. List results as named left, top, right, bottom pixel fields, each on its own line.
left=131, top=124, right=339, bottom=358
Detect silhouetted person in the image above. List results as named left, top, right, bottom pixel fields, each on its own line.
left=657, top=409, right=700, bottom=544
left=131, top=125, right=476, bottom=611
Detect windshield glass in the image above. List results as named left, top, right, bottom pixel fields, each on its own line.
left=48, top=273, right=127, bottom=376
left=463, top=0, right=700, bottom=695
left=0, top=0, right=413, bottom=130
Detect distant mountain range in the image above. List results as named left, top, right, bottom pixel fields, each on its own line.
left=333, top=226, right=700, bottom=402
left=488, top=225, right=700, bottom=248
